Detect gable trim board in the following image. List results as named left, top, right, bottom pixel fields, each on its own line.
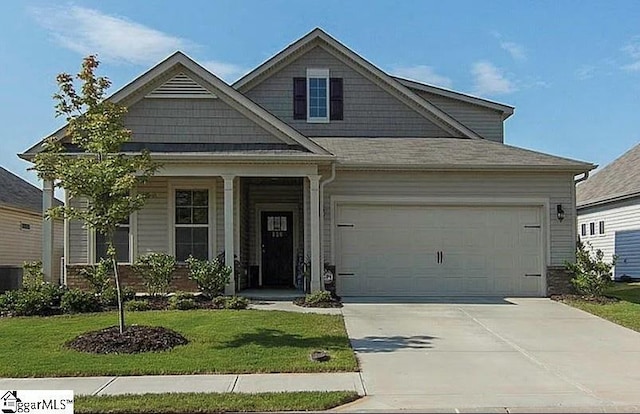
left=393, top=77, right=514, bottom=120
left=21, top=52, right=331, bottom=159
left=233, top=28, right=483, bottom=140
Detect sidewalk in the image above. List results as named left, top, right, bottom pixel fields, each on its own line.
left=0, top=373, right=365, bottom=396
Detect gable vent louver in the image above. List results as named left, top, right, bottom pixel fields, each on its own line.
left=146, top=73, right=217, bottom=99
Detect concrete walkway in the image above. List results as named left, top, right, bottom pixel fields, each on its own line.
left=0, top=373, right=365, bottom=396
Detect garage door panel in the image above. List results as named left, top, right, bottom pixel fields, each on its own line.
left=336, top=204, right=543, bottom=297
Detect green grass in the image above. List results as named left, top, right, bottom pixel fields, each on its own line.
left=565, top=282, right=640, bottom=332
left=0, top=310, right=358, bottom=377
left=75, top=392, right=360, bottom=413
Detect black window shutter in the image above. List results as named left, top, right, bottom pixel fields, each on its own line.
left=330, top=78, right=343, bottom=120
left=293, top=77, right=306, bottom=120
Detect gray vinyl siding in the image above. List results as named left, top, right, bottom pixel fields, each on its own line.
left=578, top=198, right=640, bottom=278
left=137, top=177, right=169, bottom=255
left=68, top=197, right=88, bottom=264
left=125, top=98, right=287, bottom=144
left=244, top=46, right=455, bottom=138
left=409, top=88, right=505, bottom=142
left=323, top=171, right=575, bottom=267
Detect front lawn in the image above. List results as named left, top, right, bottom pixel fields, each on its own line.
left=564, top=282, right=640, bottom=332
left=75, top=392, right=360, bottom=413
left=0, top=310, right=358, bottom=377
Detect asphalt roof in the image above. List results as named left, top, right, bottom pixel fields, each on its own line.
left=311, top=137, right=594, bottom=171
left=577, top=142, right=640, bottom=207
left=0, top=166, right=62, bottom=213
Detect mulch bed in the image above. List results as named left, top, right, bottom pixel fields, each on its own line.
left=293, top=297, right=343, bottom=308
left=65, top=325, right=189, bottom=354
left=550, top=294, right=620, bottom=305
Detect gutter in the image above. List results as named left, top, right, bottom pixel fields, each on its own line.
left=574, top=171, right=590, bottom=184
left=318, top=162, right=336, bottom=272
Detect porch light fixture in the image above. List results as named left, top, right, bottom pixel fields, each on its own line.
left=556, top=204, right=565, bottom=222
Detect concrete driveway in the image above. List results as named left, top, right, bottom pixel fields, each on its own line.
left=338, top=298, right=640, bottom=412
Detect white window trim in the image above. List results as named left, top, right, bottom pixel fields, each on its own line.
left=167, top=180, right=216, bottom=262
left=306, top=68, right=330, bottom=123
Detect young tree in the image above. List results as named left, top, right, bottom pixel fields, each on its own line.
left=33, top=56, right=158, bottom=333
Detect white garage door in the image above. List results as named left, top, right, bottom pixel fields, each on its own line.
left=336, top=204, right=543, bottom=296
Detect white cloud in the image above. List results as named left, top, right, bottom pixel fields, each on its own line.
left=576, top=65, right=596, bottom=80
left=622, top=38, right=640, bottom=71
left=391, top=65, right=453, bottom=88
left=500, top=41, right=526, bottom=61
left=471, top=61, right=517, bottom=95
left=201, top=60, right=249, bottom=83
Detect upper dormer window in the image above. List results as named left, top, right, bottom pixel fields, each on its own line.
left=293, top=70, right=343, bottom=122
left=307, top=69, right=329, bottom=122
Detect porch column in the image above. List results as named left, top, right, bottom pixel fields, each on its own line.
left=308, top=175, right=321, bottom=292
left=223, top=175, right=236, bottom=295
left=42, top=179, right=55, bottom=283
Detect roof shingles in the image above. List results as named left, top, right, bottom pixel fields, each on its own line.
left=577, top=142, right=640, bottom=207
left=311, top=137, right=594, bottom=171
left=0, top=167, right=62, bottom=213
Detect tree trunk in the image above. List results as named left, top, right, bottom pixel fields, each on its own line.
left=107, top=237, right=125, bottom=334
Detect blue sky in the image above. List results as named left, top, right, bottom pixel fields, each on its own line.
left=1, top=0, right=639, bottom=188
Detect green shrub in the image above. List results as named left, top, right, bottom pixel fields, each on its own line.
left=60, top=289, right=101, bottom=314
left=124, top=300, right=150, bottom=312
left=2, top=285, right=66, bottom=316
left=172, top=291, right=195, bottom=301
left=566, top=241, right=615, bottom=297
left=186, top=256, right=231, bottom=298
left=100, top=286, right=136, bottom=307
left=224, top=296, right=249, bottom=310
left=22, top=261, right=46, bottom=291
left=79, top=259, right=112, bottom=296
left=132, top=253, right=176, bottom=296
left=304, top=290, right=333, bottom=305
left=211, top=295, right=249, bottom=310
left=168, top=296, right=198, bottom=310
left=212, top=296, right=228, bottom=309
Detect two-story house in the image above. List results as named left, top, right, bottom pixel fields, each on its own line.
left=21, top=28, right=593, bottom=297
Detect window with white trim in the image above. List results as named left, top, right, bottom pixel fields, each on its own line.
left=96, top=217, right=130, bottom=263
left=175, top=189, right=209, bottom=261
left=580, top=223, right=587, bottom=237
left=599, top=220, right=605, bottom=235
left=306, top=68, right=329, bottom=122
left=589, top=222, right=596, bottom=236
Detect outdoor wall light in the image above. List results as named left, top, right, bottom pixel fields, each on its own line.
left=556, top=204, right=565, bottom=222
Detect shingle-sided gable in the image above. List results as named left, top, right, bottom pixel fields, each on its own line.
left=235, top=28, right=482, bottom=139
left=244, top=45, right=457, bottom=138
left=22, top=52, right=331, bottom=158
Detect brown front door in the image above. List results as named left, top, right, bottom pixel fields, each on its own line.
left=261, top=211, right=294, bottom=287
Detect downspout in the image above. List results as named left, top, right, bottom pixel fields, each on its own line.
left=318, top=162, right=336, bottom=278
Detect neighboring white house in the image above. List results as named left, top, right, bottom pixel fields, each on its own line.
left=0, top=166, right=63, bottom=289
left=577, top=143, right=640, bottom=280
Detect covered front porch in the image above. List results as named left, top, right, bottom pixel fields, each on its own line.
left=43, top=160, right=329, bottom=295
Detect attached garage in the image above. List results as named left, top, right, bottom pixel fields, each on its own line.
left=335, top=202, right=545, bottom=297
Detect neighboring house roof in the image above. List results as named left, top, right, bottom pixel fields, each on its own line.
left=233, top=27, right=483, bottom=140
left=310, top=138, right=594, bottom=172
left=0, top=166, right=62, bottom=213
left=577, top=142, right=640, bottom=208
left=21, top=52, right=332, bottom=159
left=393, top=77, right=515, bottom=120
